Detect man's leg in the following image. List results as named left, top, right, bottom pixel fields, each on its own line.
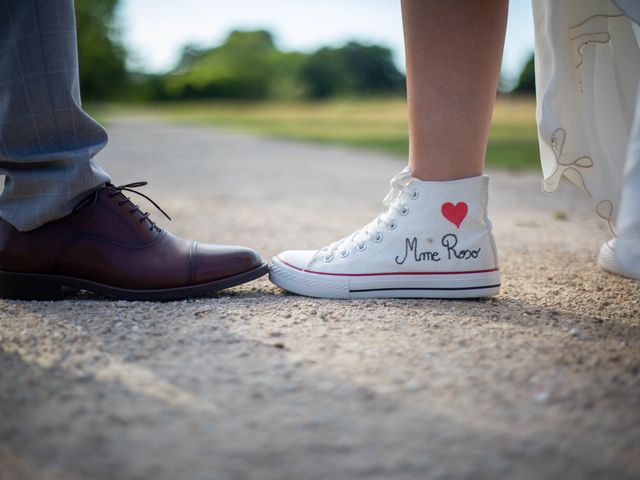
left=0, top=0, right=110, bottom=232
left=0, top=0, right=268, bottom=300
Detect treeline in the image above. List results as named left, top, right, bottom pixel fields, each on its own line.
left=149, top=31, right=406, bottom=100
left=75, top=0, right=535, bottom=102
left=76, top=0, right=403, bottom=101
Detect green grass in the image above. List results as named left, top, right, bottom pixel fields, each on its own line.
left=88, top=96, right=540, bottom=170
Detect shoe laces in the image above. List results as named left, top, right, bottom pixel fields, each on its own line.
left=316, top=166, right=417, bottom=262
left=74, top=181, right=171, bottom=232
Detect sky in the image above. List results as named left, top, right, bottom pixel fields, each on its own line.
left=120, top=0, right=534, bottom=85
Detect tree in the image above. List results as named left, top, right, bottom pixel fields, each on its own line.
left=299, top=47, right=347, bottom=98
left=300, top=42, right=405, bottom=99
left=75, top=0, right=128, bottom=100
left=513, top=53, right=535, bottom=94
left=174, top=44, right=208, bottom=73
left=340, top=42, right=405, bottom=94
left=164, top=30, right=304, bottom=100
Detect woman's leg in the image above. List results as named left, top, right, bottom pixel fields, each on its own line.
left=402, top=0, right=508, bottom=180
left=271, top=1, right=509, bottom=299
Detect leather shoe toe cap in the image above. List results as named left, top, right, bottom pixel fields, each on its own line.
left=192, top=243, right=263, bottom=284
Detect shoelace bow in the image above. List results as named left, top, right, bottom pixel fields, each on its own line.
left=73, top=181, right=171, bottom=232
left=313, top=167, right=415, bottom=263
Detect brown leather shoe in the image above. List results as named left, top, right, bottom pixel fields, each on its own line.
left=0, top=182, right=268, bottom=300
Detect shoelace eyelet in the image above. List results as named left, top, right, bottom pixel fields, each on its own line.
left=323, top=254, right=334, bottom=262
left=410, top=190, right=419, bottom=200
left=400, top=206, right=409, bottom=216
left=373, top=232, right=383, bottom=243
left=356, top=243, right=367, bottom=252
left=339, top=249, right=350, bottom=258
left=387, top=220, right=398, bottom=230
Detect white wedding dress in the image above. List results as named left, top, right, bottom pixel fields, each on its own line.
left=532, top=0, right=640, bottom=279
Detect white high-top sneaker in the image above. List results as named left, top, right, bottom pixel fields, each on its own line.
left=270, top=167, right=501, bottom=299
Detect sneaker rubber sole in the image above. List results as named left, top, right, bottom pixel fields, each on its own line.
left=269, top=256, right=500, bottom=299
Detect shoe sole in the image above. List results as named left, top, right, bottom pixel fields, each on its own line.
left=269, top=256, right=500, bottom=299
left=0, top=263, right=269, bottom=301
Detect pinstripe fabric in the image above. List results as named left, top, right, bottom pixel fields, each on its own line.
left=0, top=0, right=111, bottom=231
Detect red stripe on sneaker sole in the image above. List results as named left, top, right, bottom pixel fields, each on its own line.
left=276, top=256, right=498, bottom=277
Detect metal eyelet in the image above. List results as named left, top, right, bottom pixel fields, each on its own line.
left=373, top=232, right=383, bottom=243
left=323, top=254, right=334, bottom=262
left=356, top=243, right=367, bottom=252
left=400, top=206, right=409, bottom=216
left=387, top=220, right=398, bottom=230
left=339, top=249, right=350, bottom=258
left=410, top=190, right=419, bottom=200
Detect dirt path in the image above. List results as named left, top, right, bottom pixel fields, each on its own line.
left=1, top=119, right=638, bottom=480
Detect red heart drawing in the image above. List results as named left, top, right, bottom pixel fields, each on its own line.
left=441, top=202, right=468, bottom=228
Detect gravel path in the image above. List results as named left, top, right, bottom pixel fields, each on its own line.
left=1, top=119, right=638, bottom=480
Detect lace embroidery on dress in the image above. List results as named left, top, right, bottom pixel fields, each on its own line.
left=542, top=128, right=594, bottom=196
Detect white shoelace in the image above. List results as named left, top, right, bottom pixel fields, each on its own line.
left=314, top=166, right=417, bottom=262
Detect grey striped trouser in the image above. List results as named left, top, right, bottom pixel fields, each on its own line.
left=0, top=0, right=110, bottom=231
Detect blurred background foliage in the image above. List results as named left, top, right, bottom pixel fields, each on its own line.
left=75, top=0, right=533, bottom=102
left=76, top=0, right=538, bottom=169
left=162, top=31, right=305, bottom=100
left=75, top=0, right=128, bottom=100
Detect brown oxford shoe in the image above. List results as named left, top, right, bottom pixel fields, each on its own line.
left=0, top=182, right=268, bottom=300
